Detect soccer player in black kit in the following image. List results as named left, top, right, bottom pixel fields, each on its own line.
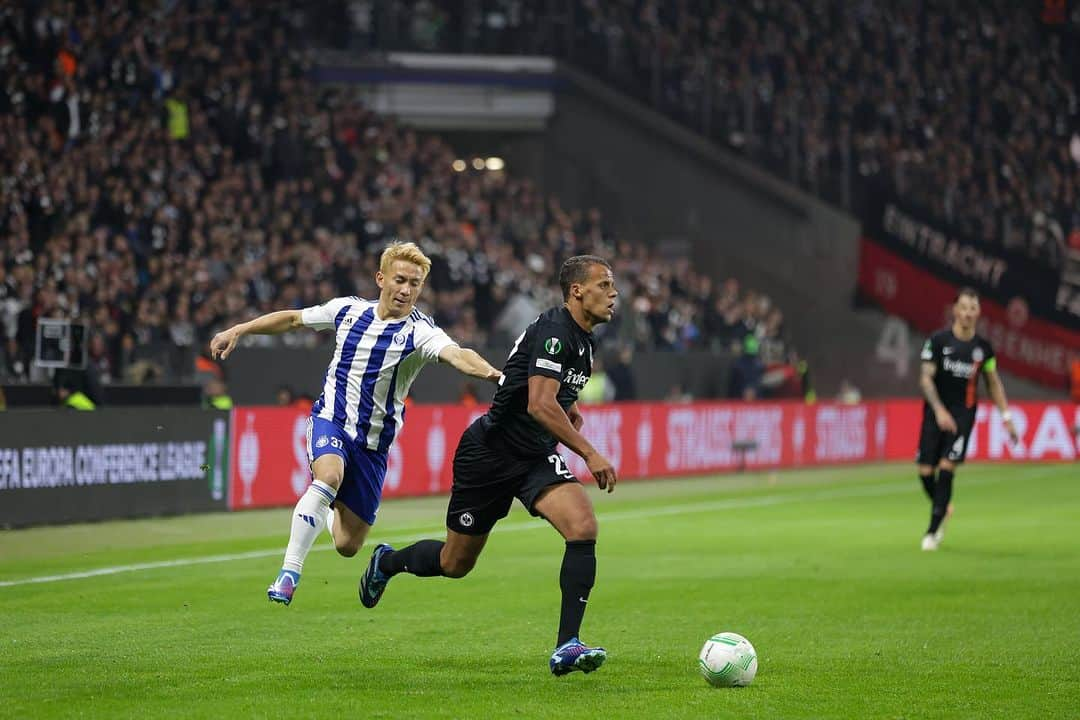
left=917, top=287, right=1018, bottom=551
left=359, top=255, right=620, bottom=676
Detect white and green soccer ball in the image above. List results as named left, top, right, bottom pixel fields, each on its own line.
left=698, top=632, right=758, bottom=687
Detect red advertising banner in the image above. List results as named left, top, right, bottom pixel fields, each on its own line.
left=857, top=238, right=1080, bottom=388
left=965, top=401, right=1079, bottom=462
left=229, top=405, right=488, bottom=509
left=229, top=401, right=1076, bottom=509
left=561, top=402, right=911, bottom=478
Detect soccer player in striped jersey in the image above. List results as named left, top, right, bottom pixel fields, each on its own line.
left=210, top=242, right=501, bottom=604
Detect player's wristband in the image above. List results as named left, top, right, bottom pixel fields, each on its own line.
left=1001, top=411, right=1012, bottom=422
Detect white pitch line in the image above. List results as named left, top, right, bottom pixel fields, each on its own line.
left=0, top=478, right=957, bottom=589
left=0, top=549, right=286, bottom=588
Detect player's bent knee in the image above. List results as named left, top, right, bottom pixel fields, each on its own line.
left=311, top=455, right=345, bottom=490
left=335, top=539, right=360, bottom=558
left=316, top=472, right=344, bottom=490
left=441, top=557, right=475, bottom=579
left=564, top=515, right=598, bottom=542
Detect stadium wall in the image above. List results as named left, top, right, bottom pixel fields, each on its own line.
left=0, top=408, right=229, bottom=529
left=227, top=400, right=1078, bottom=511
left=1, top=401, right=1072, bottom=526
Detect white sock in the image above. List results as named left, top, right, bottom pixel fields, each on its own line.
left=282, top=480, right=336, bottom=574
left=326, top=505, right=336, bottom=543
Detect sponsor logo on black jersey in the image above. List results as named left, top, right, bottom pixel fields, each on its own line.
left=564, top=368, right=590, bottom=390
left=943, top=358, right=976, bottom=378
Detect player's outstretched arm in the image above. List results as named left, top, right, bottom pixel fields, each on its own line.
left=210, top=310, right=304, bottom=360
left=438, top=345, right=502, bottom=383
left=527, top=376, right=616, bottom=492
left=983, top=366, right=1019, bottom=443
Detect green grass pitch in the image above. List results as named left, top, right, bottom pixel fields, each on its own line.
left=1, top=462, right=1078, bottom=719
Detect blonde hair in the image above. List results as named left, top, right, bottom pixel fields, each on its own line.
left=379, top=241, right=431, bottom=279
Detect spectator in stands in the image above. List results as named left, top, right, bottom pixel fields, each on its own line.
left=458, top=382, right=480, bottom=408
left=578, top=357, right=614, bottom=404
left=86, top=332, right=114, bottom=384
left=0, top=0, right=804, bottom=397
left=277, top=385, right=315, bottom=413
left=276, top=386, right=297, bottom=407
left=728, top=334, right=764, bottom=401
left=606, top=346, right=637, bottom=401
left=550, top=1, right=1080, bottom=271
left=664, top=383, right=693, bottom=403
left=838, top=379, right=863, bottom=405
left=56, top=376, right=95, bottom=411
left=203, top=378, right=233, bottom=411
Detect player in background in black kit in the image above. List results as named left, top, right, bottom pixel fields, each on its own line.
left=917, top=287, right=1019, bottom=551
left=359, top=255, right=620, bottom=676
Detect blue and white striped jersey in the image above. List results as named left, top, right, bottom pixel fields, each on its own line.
left=302, top=297, right=457, bottom=452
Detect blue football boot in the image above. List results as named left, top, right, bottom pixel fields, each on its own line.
left=359, top=543, right=395, bottom=608
left=550, top=637, right=607, bottom=676
left=267, top=569, right=300, bottom=605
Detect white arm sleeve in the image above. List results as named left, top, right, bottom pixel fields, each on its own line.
left=300, top=297, right=355, bottom=331
left=414, top=320, right=458, bottom=363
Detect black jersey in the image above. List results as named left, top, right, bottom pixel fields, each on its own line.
left=920, top=329, right=997, bottom=411
left=483, top=306, right=595, bottom=458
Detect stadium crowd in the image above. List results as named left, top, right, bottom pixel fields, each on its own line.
left=362, top=0, right=1080, bottom=269
left=0, top=1, right=793, bottom=397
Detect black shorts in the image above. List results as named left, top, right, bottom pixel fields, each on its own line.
left=446, top=417, right=580, bottom=535
left=916, top=405, right=976, bottom=465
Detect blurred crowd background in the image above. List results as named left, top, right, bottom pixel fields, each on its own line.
left=333, top=0, right=1080, bottom=266
left=3, top=1, right=1077, bottom=405
left=0, top=1, right=794, bottom=401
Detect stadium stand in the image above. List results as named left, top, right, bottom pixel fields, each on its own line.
left=356, top=0, right=1080, bottom=271
left=0, top=1, right=796, bottom=399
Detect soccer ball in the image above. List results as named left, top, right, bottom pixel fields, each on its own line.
left=698, top=632, right=758, bottom=687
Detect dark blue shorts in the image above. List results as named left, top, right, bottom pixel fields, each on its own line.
left=307, top=416, right=388, bottom=525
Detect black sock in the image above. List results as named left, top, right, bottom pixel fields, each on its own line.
left=379, top=540, right=445, bottom=577
left=927, top=469, right=954, bottom=534
left=557, top=540, right=596, bottom=647
left=919, top=472, right=935, bottom=501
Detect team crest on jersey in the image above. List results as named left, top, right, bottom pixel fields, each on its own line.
left=393, top=332, right=407, bottom=346
left=544, top=337, right=562, bottom=355
left=972, top=347, right=984, bottom=362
